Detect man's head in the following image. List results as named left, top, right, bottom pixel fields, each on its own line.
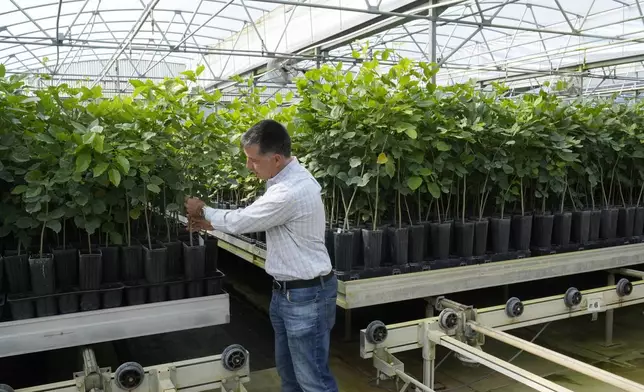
left=241, top=119, right=292, bottom=181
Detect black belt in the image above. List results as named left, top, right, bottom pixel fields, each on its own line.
left=272, top=271, right=334, bottom=291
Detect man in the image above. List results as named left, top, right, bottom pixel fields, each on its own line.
left=185, top=119, right=338, bottom=392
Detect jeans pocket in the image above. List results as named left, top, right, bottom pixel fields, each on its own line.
left=286, top=287, right=320, bottom=304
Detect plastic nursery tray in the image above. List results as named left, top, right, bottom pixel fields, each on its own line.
left=124, top=270, right=225, bottom=307
left=6, top=283, right=125, bottom=321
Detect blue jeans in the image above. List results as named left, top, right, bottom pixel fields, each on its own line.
left=269, top=275, right=339, bottom=392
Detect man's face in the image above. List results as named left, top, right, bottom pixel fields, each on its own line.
left=243, top=144, right=282, bottom=181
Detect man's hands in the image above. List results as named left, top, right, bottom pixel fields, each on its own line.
left=185, top=197, right=212, bottom=232
left=185, top=197, right=206, bottom=218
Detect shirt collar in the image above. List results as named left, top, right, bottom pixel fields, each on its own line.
left=267, top=157, right=298, bottom=188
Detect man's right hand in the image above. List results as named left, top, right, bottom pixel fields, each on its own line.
left=188, top=216, right=214, bottom=232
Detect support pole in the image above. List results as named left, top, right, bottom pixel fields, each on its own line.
left=425, top=297, right=435, bottom=318
left=344, top=309, right=352, bottom=342
left=470, top=323, right=644, bottom=392
left=427, top=0, right=437, bottom=84
left=422, top=340, right=436, bottom=389
left=605, top=272, right=615, bottom=347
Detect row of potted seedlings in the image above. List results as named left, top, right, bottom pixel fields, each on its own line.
left=0, top=219, right=221, bottom=321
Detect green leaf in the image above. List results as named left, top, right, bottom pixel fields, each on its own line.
left=116, top=156, right=130, bottom=173
left=0, top=64, right=4, bottom=78
left=407, top=176, right=423, bottom=191
left=377, top=153, right=388, bottom=165
left=428, top=183, right=441, bottom=198
left=11, top=185, right=28, bottom=195
left=196, top=64, right=205, bottom=76
left=75, top=151, right=92, bottom=173
left=349, top=157, right=362, bottom=168
left=25, top=186, right=42, bottom=198
left=92, top=200, right=107, bottom=214
left=352, top=50, right=360, bottom=59
left=11, top=150, right=30, bottom=163
left=286, top=91, right=294, bottom=101
left=46, top=220, right=62, bottom=233
left=385, top=160, right=396, bottom=178
left=166, top=203, right=180, bottom=212
left=147, top=183, right=161, bottom=193
left=34, top=133, right=55, bottom=144
left=109, top=169, right=121, bottom=187
left=85, top=218, right=101, bottom=234
left=75, top=194, right=89, bottom=206
left=82, top=132, right=96, bottom=145
left=17, top=217, right=35, bottom=229
left=93, top=162, right=109, bottom=177
left=343, top=132, right=356, bottom=139
left=49, top=208, right=65, bottom=220
left=436, top=141, right=451, bottom=151
left=93, top=134, right=105, bottom=153
left=405, top=128, right=417, bottom=139
left=275, top=93, right=283, bottom=104
left=130, top=208, right=141, bottom=220
left=109, top=231, right=123, bottom=245
left=150, top=175, right=164, bottom=186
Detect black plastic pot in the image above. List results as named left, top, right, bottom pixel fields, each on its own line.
left=600, top=208, right=619, bottom=239
left=148, top=285, right=166, bottom=303
left=635, top=207, right=644, bottom=236
left=35, top=297, right=57, bottom=318
left=454, top=221, right=475, bottom=257
left=571, top=211, right=591, bottom=244
left=387, top=227, right=409, bottom=266
left=99, top=246, right=120, bottom=283
left=490, top=217, right=511, bottom=254
left=420, top=221, right=432, bottom=259
left=333, top=231, right=354, bottom=272
left=168, top=282, right=185, bottom=300
left=58, top=291, right=79, bottom=314
left=80, top=292, right=100, bottom=312
left=125, top=282, right=147, bottom=306
left=325, top=229, right=335, bottom=267
left=79, top=250, right=102, bottom=290
left=52, top=248, right=78, bottom=289
left=618, top=207, right=636, bottom=238
left=205, top=238, right=219, bottom=273
left=0, top=257, right=3, bottom=292
left=552, top=212, right=572, bottom=247
left=511, top=215, right=532, bottom=251
left=120, top=244, right=143, bottom=281
left=4, top=254, right=30, bottom=294
left=590, top=210, right=601, bottom=241
left=206, top=273, right=224, bottom=295
left=407, top=225, right=424, bottom=264
left=183, top=243, right=206, bottom=279
left=430, top=222, right=452, bottom=260
left=28, top=254, right=55, bottom=295
left=144, top=243, right=168, bottom=284
left=8, top=294, right=34, bottom=320
left=162, top=240, right=183, bottom=277
left=187, top=281, right=204, bottom=298
left=361, top=229, right=383, bottom=269
left=531, top=214, right=554, bottom=249
left=102, top=284, right=124, bottom=309
left=351, top=228, right=363, bottom=269
left=473, top=220, right=489, bottom=256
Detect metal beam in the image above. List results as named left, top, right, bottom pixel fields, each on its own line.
left=92, top=0, right=162, bottom=86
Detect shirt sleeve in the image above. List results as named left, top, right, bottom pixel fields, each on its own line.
left=202, top=185, right=294, bottom=235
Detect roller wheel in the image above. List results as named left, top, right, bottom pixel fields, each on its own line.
left=564, top=287, right=582, bottom=308
left=438, top=309, right=458, bottom=330
left=222, top=344, right=248, bottom=371
left=365, top=320, right=388, bottom=345
left=617, top=278, right=633, bottom=297
left=505, top=297, right=524, bottom=318
left=0, top=384, right=15, bottom=392
left=114, top=362, right=144, bottom=390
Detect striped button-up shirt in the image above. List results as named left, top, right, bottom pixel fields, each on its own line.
left=203, top=158, right=332, bottom=281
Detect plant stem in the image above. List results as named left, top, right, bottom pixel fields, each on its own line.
left=560, top=181, right=567, bottom=214
left=63, top=219, right=66, bottom=250
left=619, top=181, right=626, bottom=208
left=417, top=191, right=421, bottom=223
left=144, top=186, right=152, bottom=250
left=164, top=186, right=171, bottom=243
left=637, top=181, right=644, bottom=207
left=462, top=174, right=466, bottom=224
left=40, top=202, right=48, bottom=258
left=373, top=165, right=380, bottom=231
left=404, top=196, right=413, bottom=225
left=520, top=177, right=525, bottom=216
left=126, top=194, right=131, bottom=247
left=397, top=158, right=402, bottom=230
left=568, top=182, right=577, bottom=212
left=87, top=232, right=91, bottom=254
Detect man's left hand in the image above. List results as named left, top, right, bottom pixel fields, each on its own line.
left=185, top=197, right=206, bottom=218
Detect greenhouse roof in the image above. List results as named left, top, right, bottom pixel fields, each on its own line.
left=2, top=0, right=644, bottom=96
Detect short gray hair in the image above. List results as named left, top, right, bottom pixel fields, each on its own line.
left=241, top=119, right=291, bottom=157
